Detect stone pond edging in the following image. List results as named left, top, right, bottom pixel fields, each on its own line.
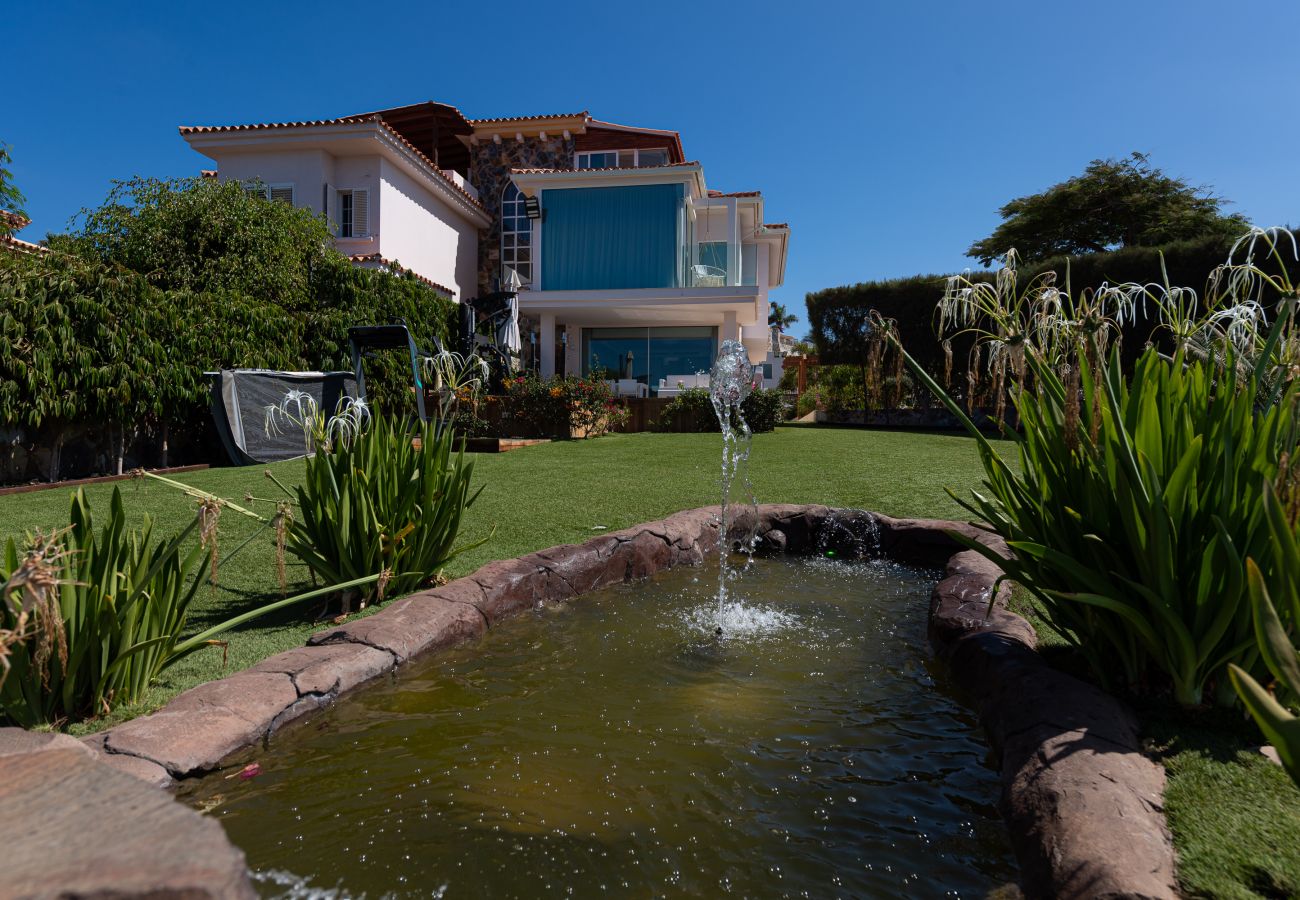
left=0, top=729, right=255, bottom=899
left=66, top=504, right=1175, bottom=899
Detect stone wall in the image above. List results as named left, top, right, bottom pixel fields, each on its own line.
left=468, top=136, right=574, bottom=296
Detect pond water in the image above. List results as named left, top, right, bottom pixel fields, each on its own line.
left=185, top=555, right=1018, bottom=898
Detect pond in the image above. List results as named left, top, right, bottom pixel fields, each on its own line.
left=185, top=554, right=1017, bottom=898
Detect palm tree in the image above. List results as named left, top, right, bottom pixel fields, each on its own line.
left=768, top=301, right=797, bottom=332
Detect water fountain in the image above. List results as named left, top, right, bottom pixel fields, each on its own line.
left=708, top=339, right=760, bottom=608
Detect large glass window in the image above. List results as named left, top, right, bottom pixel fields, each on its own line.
left=500, top=183, right=532, bottom=286
left=575, top=148, right=672, bottom=170
left=582, top=326, right=717, bottom=395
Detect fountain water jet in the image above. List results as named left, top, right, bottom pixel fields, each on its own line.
left=708, top=340, right=762, bottom=612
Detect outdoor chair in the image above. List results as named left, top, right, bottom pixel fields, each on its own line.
left=614, top=379, right=648, bottom=398
left=690, top=264, right=726, bottom=287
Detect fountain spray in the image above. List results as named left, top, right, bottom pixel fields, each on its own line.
left=708, top=340, right=761, bottom=613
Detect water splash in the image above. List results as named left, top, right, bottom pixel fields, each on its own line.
left=708, top=340, right=761, bottom=608
left=680, top=598, right=799, bottom=641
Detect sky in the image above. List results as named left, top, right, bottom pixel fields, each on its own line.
left=6, top=0, right=1298, bottom=335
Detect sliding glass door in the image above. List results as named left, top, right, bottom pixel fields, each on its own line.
left=582, top=326, right=718, bottom=395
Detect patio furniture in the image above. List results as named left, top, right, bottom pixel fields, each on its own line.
left=613, top=379, right=648, bottom=398
left=690, top=264, right=726, bottom=287
left=657, top=373, right=710, bottom=397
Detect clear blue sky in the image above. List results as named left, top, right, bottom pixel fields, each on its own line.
left=7, top=0, right=1298, bottom=335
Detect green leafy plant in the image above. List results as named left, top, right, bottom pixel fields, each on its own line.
left=0, top=487, right=378, bottom=726
left=891, top=232, right=1300, bottom=706
left=1229, top=487, right=1300, bottom=786
left=656, top=387, right=785, bottom=433
left=284, top=414, right=486, bottom=609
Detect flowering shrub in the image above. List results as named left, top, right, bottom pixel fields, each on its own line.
left=503, top=374, right=626, bottom=438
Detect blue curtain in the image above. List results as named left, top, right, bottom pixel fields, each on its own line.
left=542, top=184, right=683, bottom=290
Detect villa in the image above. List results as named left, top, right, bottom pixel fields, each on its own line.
left=180, top=100, right=790, bottom=393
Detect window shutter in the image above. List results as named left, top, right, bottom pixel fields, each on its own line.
left=352, top=189, right=369, bottom=236
left=270, top=185, right=295, bottom=205
left=243, top=182, right=268, bottom=200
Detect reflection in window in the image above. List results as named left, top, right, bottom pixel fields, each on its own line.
left=582, top=326, right=718, bottom=395
left=501, top=183, right=532, bottom=286
left=575, top=148, right=672, bottom=170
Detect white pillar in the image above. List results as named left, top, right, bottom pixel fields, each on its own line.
left=725, top=202, right=739, bottom=286
left=564, top=326, right=580, bottom=377
left=741, top=322, right=769, bottom=365
left=540, top=313, right=556, bottom=378
left=722, top=311, right=740, bottom=344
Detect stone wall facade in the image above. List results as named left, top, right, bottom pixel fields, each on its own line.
left=468, top=136, right=574, bottom=296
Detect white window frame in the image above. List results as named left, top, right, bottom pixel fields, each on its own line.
left=574, top=148, right=670, bottom=170
left=336, top=188, right=370, bottom=239
left=500, top=182, right=533, bottom=287
left=242, top=181, right=295, bottom=204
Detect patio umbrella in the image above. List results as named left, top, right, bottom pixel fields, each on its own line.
left=497, top=293, right=522, bottom=358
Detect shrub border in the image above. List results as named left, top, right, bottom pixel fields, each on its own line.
left=79, top=504, right=1176, bottom=898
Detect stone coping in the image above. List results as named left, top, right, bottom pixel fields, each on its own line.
left=78, top=503, right=1177, bottom=899
left=0, top=729, right=254, bottom=898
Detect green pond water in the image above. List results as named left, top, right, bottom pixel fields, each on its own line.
left=185, top=555, right=1018, bottom=898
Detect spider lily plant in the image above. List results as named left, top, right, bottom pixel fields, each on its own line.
left=422, top=350, right=490, bottom=437
left=894, top=233, right=1300, bottom=707
left=284, top=412, right=488, bottom=611
left=1229, top=488, right=1300, bottom=786
left=0, top=488, right=379, bottom=726
left=264, top=391, right=372, bottom=455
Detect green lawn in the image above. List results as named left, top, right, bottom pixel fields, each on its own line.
left=0, top=426, right=1003, bottom=731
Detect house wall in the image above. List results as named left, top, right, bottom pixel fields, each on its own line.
left=469, top=136, right=574, bottom=295
left=211, top=148, right=480, bottom=296
left=214, top=149, right=335, bottom=215
left=377, top=157, right=477, bottom=300
left=330, top=156, right=381, bottom=259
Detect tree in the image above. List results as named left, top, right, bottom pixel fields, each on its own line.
left=0, top=144, right=27, bottom=236
left=54, top=176, right=336, bottom=308
left=768, top=301, right=797, bottom=331
left=967, top=152, right=1247, bottom=265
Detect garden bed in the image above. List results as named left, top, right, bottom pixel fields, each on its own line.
left=0, top=463, right=209, bottom=496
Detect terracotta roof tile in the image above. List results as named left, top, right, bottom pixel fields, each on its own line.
left=763, top=222, right=789, bottom=230
left=468, top=111, right=589, bottom=125
left=707, top=190, right=761, bottom=198
left=1, top=234, right=50, bottom=255
left=348, top=254, right=455, bottom=297
left=1, top=210, right=30, bottom=230
left=179, top=115, right=487, bottom=215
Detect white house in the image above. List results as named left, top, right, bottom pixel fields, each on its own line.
left=180, top=102, right=490, bottom=300
left=181, top=102, right=791, bottom=392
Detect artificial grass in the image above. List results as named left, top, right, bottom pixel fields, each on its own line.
left=1144, top=705, right=1300, bottom=899
left=0, top=426, right=1005, bottom=732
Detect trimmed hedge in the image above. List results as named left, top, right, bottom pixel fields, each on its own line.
left=805, top=232, right=1297, bottom=391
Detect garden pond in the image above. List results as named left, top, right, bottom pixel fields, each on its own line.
left=183, top=554, right=1017, bottom=898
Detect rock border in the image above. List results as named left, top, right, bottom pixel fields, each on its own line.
left=81, top=504, right=1177, bottom=899
left=0, top=729, right=254, bottom=898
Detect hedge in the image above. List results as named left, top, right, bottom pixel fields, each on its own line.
left=806, top=231, right=1297, bottom=391
left=0, top=251, right=456, bottom=480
